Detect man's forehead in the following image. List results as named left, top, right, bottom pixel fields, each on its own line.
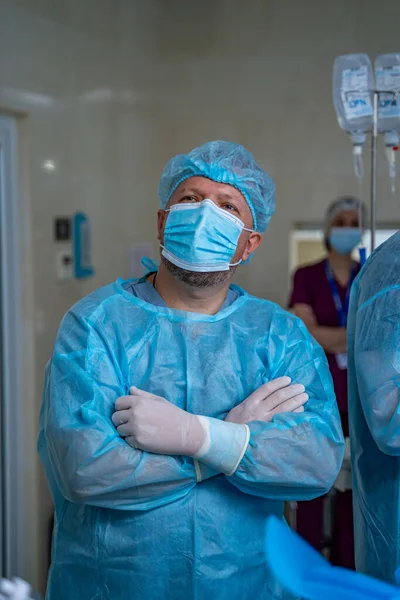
left=176, top=177, right=246, bottom=202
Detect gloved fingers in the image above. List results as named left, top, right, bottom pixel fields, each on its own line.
left=259, top=376, right=292, bottom=395
left=293, top=406, right=305, bottom=413
left=264, top=383, right=305, bottom=409
left=247, top=376, right=292, bottom=405
left=115, top=395, right=133, bottom=411
left=130, top=386, right=155, bottom=399
left=270, top=392, right=309, bottom=416
left=125, top=435, right=138, bottom=449
left=116, top=421, right=133, bottom=437
left=111, top=408, right=131, bottom=427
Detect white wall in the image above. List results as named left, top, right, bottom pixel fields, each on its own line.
left=0, top=0, right=399, bottom=593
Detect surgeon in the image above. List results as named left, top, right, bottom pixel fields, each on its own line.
left=38, top=141, right=344, bottom=600
left=348, top=230, right=400, bottom=583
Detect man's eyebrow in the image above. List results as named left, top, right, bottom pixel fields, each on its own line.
left=178, top=186, right=243, bottom=206
left=178, top=186, right=203, bottom=196
left=216, top=191, right=235, bottom=200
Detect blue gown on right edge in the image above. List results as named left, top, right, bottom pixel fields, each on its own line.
left=348, top=230, right=400, bottom=583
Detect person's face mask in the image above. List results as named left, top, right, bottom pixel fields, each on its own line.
left=329, top=227, right=362, bottom=255
left=161, top=199, right=253, bottom=273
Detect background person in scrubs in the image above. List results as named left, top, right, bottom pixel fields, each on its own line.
left=289, top=196, right=367, bottom=568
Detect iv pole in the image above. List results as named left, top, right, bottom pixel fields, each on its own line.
left=370, top=91, right=378, bottom=252
left=369, top=88, right=400, bottom=253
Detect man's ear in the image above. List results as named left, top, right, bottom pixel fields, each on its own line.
left=241, top=232, right=262, bottom=261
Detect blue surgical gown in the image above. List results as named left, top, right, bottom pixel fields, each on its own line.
left=348, top=231, right=400, bottom=582
left=38, top=277, right=344, bottom=600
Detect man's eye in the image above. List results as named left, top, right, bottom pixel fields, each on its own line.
left=222, top=203, right=238, bottom=214
left=180, top=195, right=198, bottom=202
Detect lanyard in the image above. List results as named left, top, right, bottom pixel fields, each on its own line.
left=324, top=260, right=357, bottom=327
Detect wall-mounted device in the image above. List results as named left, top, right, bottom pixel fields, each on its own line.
left=54, top=212, right=94, bottom=280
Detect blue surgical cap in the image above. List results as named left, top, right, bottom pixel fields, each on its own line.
left=158, top=140, right=276, bottom=233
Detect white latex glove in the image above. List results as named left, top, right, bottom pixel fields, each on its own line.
left=112, top=387, right=206, bottom=456
left=225, top=376, right=308, bottom=425
left=0, top=578, right=33, bottom=600
left=112, top=387, right=250, bottom=476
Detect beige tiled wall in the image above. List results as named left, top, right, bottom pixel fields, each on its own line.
left=0, top=0, right=399, bottom=592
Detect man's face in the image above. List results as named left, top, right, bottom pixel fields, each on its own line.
left=157, top=176, right=262, bottom=288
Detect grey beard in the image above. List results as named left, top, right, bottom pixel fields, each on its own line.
left=161, top=256, right=236, bottom=288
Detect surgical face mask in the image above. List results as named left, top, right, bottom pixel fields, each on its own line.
left=329, top=227, right=361, bottom=255
left=161, top=199, right=252, bottom=273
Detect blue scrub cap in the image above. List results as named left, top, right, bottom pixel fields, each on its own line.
left=158, top=140, right=276, bottom=233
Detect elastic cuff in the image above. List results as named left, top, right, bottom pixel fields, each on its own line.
left=193, top=416, right=250, bottom=476
left=194, top=459, right=202, bottom=483
left=193, top=459, right=220, bottom=483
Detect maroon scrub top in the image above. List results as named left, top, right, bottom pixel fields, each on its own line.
left=289, top=259, right=360, bottom=437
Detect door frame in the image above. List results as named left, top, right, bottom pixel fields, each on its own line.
left=0, top=114, right=28, bottom=579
